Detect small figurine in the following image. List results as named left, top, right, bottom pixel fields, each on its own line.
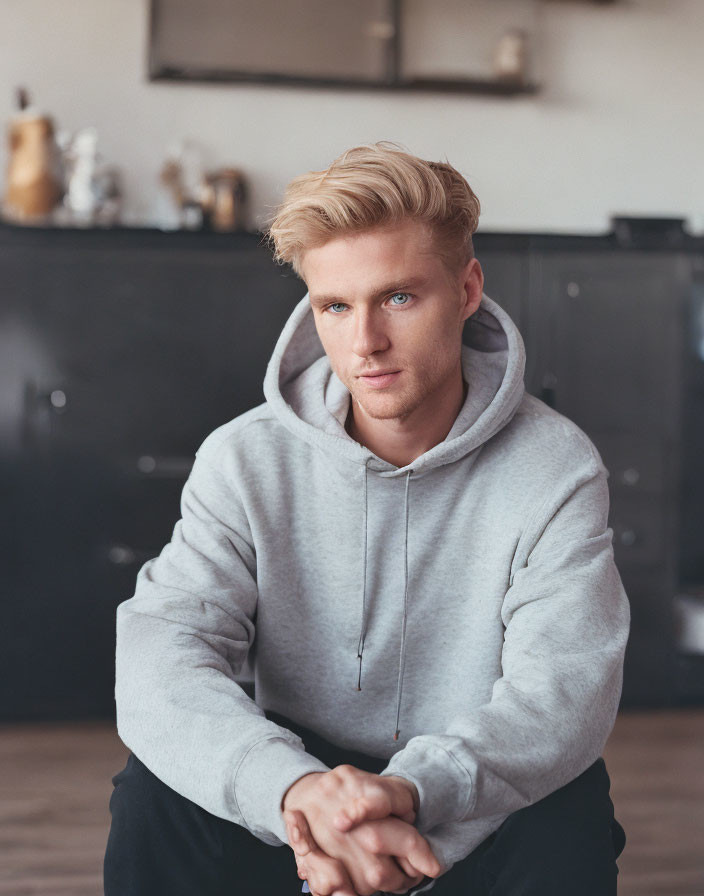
left=63, top=127, right=100, bottom=225
left=58, top=126, right=123, bottom=226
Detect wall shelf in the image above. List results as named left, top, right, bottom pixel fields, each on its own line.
left=150, top=66, right=539, bottom=96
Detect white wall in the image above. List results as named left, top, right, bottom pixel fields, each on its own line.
left=1, top=0, right=702, bottom=234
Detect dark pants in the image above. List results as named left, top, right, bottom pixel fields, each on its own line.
left=104, top=710, right=626, bottom=895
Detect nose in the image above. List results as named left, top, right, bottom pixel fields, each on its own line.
left=352, top=307, right=390, bottom=358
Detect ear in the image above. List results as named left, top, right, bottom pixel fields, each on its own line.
left=459, top=258, right=484, bottom=323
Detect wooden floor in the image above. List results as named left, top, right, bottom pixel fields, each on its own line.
left=0, top=709, right=702, bottom=895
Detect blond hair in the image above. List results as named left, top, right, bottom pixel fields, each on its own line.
left=265, top=142, right=480, bottom=278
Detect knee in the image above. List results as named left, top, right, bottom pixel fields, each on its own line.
left=105, top=753, right=227, bottom=895
left=111, top=753, right=158, bottom=800
left=108, top=753, right=179, bottom=831
left=107, top=752, right=226, bottom=857
left=496, top=757, right=617, bottom=853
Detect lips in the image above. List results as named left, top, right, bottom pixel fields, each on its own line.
left=357, top=370, right=401, bottom=388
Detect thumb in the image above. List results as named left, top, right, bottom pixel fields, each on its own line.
left=283, top=808, right=314, bottom=857
left=406, top=837, right=443, bottom=879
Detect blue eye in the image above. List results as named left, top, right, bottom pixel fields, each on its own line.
left=328, top=303, right=347, bottom=313
left=389, top=293, right=410, bottom=305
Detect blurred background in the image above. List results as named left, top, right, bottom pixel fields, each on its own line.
left=1, top=1, right=703, bottom=894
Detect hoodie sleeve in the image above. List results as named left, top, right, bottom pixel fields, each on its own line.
left=114, top=437, right=330, bottom=847
left=380, top=446, right=631, bottom=873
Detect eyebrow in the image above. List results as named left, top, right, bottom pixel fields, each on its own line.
left=309, top=276, right=429, bottom=308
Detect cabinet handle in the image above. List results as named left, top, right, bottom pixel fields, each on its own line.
left=107, top=544, right=156, bottom=566
left=619, top=529, right=637, bottom=547
left=137, top=455, right=193, bottom=477
left=620, top=467, right=640, bottom=486
left=49, top=389, right=67, bottom=409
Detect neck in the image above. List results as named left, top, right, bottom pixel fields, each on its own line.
left=346, top=369, right=468, bottom=468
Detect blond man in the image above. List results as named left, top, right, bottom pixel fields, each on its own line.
left=105, top=144, right=629, bottom=896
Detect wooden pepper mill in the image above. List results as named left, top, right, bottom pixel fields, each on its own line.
left=3, top=88, right=63, bottom=222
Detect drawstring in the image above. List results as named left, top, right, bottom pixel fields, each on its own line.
left=355, top=461, right=370, bottom=691
left=394, top=470, right=412, bottom=741
left=354, top=462, right=413, bottom=744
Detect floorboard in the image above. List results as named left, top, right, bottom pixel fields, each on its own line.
left=0, top=709, right=702, bottom=894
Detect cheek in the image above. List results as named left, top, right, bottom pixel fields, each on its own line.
left=405, top=317, right=455, bottom=357
left=314, top=320, right=336, bottom=355
left=409, top=323, right=461, bottom=378
left=317, top=328, right=350, bottom=375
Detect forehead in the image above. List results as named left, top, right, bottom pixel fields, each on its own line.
left=301, top=220, right=444, bottom=295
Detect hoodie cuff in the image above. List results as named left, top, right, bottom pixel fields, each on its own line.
left=234, top=736, right=331, bottom=846
left=380, top=742, right=474, bottom=834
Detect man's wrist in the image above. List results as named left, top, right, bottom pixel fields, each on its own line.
left=281, top=771, right=324, bottom=813
left=387, top=775, right=420, bottom=814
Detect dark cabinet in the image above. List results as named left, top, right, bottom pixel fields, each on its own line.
left=2, top=225, right=703, bottom=718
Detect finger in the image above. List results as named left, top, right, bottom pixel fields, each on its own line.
left=283, top=808, right=307, bottom=855
left=371, top=856, right=417, bottom=895
left=356, top=819, right=442, bottom=879
left=394, top=854, right=425, bottom=881
left=283, top=808, right=313, bottom=857
left=333, top=792, right=395, bottom=832
left=388, top=882, right=424, bottom=896
left=384, top=855, right=425, bottom=893
left=289, top=816, right=357, bottom=896
left=300, top=854, right=357, bottom=896
left=334, top=796, right=387, bottom=831
left=334, top=779, right=416, bottom=832
left=405, top=836, right=442, bottom=879
left=398, top=808, right=417, bottom=825
left=381, top=777, right=419, bottom=821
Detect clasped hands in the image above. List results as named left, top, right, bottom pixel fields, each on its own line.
left=281, top=766, right=442, bottom=896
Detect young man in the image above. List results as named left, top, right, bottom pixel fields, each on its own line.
left=105, top=144, right=630, bottom=896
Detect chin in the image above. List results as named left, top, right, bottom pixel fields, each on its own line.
left=356, top=393, right=421, bottom=422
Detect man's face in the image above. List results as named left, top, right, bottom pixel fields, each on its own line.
left=301, top=218, right=482, bottom=425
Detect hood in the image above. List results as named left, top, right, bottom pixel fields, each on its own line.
left=263, top=291, right=526, bottom=742
left=263, top=291, right=526, bottom=475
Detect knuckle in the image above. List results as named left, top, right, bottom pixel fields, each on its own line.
left=335, top=764, right=357, bottom=783
left=319, top=774, right=337, bottom=796
left=366, top=862, right=386, bottom=890
left=362, top=828, right=384, bottom=852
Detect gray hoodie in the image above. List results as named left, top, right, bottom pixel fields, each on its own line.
left=114, top=292, right=630, bottom=888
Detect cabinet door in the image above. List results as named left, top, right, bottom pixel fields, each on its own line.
left=532, top=252, right=685, bottom=438
left=530, top=251, right=689, bottom=706
left=0, top=449, right=126, bottom=719
left=0, top=236, right=305, bottom=719
left=3, top=243, right=305, bottom=459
